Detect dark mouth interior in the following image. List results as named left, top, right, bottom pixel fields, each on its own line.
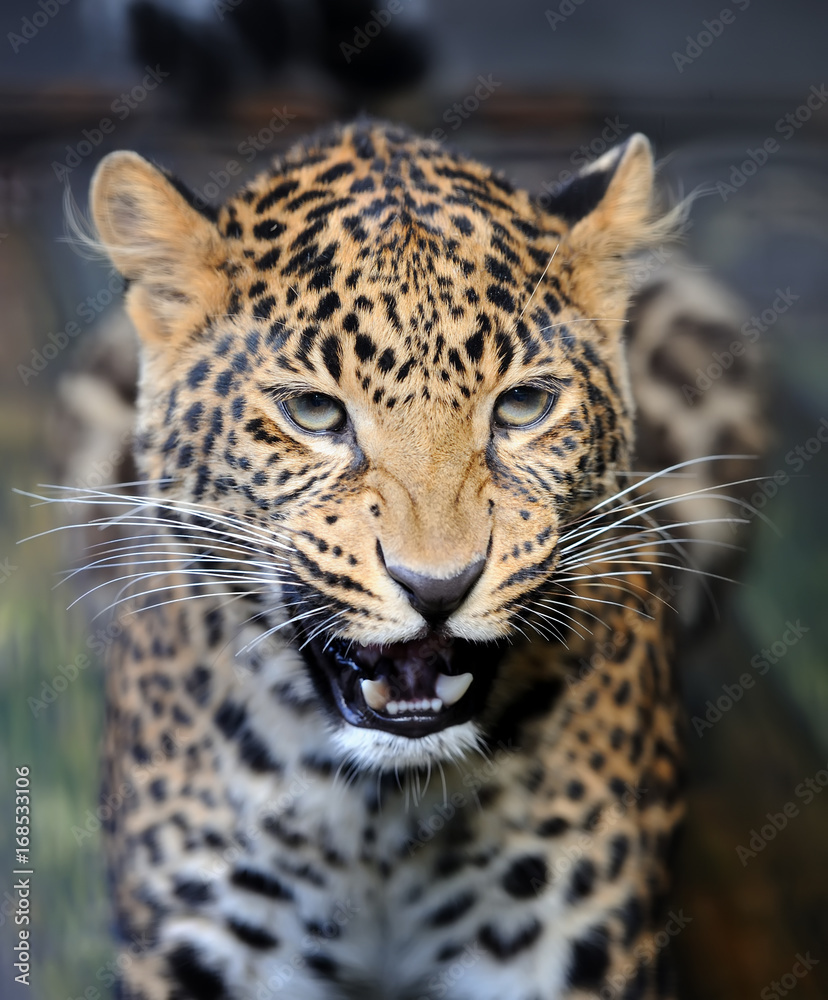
left=303, top=632, right=505, bottom=738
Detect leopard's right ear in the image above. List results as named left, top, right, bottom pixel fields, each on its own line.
left=90, top=151, right=228, bottom=346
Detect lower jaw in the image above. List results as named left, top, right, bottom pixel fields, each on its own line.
left=301, top=633, right=507, bottom=739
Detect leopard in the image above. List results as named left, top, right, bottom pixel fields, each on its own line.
left=69, top=120, right=762, bottom=1000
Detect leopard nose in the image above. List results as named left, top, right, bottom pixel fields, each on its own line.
left=386, top=557, right=486, bottom=620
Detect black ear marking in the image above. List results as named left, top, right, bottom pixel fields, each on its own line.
left=539, top=138, right=633, bottom=225
left=161, top=168, right=219, bottom=223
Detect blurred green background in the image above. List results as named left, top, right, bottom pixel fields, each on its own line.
left=1, top=1, right=827, bottom=997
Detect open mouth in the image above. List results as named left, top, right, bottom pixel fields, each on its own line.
left=302, top=632, right=506, bottom=738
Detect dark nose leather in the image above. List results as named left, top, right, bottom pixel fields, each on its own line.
left=386, top=557, right=486, bottom=620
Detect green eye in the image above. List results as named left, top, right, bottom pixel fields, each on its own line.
left=283, top=393, right=347, bottom=433
left=493, top=386, right=555, bottom=428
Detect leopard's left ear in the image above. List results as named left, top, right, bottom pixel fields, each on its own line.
left=544, top=134, right=672, bottom=256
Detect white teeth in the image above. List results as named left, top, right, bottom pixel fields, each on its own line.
left=362, top=684, right=454, bottom=717
left=361, top=678, right=390, bottom=711
left=435, top=672, right=473, bottom=707
left=382, top=697, right=443, bottom=716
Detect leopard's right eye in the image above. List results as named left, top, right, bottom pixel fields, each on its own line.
left=282, top=393, right=347, bottom=433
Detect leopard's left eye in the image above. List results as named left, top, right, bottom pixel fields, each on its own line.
left=282, top=393, right=347, bottom=433
left=493, top=386, right=556, bottom=428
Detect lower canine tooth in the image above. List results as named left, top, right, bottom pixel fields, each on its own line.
left=361, top=678, right=391, bottom=711
left=435, top=672, right=473, bottom=707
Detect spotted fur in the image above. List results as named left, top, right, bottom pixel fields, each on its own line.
left=77, top=122, right=753, bottom=1000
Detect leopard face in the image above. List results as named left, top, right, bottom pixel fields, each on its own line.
left=90, top=122, right=671, bottom=767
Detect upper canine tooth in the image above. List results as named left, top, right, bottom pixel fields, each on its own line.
left=435, top=672, right=472, bottom=707
left=361, top=678, right=391, bottom=711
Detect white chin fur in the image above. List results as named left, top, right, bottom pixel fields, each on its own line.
left=333, top=720, right=484, bottom=771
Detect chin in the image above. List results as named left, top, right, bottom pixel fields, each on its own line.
left=332, top=718, right=486, bottom=773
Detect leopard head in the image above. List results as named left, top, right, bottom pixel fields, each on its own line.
left=89, top=123, right=671, bottom=767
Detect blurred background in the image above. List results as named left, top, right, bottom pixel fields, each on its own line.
left=1, top=1, right=827, bottom=997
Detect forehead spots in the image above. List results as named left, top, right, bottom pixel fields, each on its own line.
left=306, top=197, right=355, bottom=223
left=255, top=248, right=281, bottom=271
left=354, top=334, right=376, bottom=362
left=495, top=332, right=514, bottom=375
left=487, top=285, right=516, bottom=313
left=350, top=175, right=375, bottom=194
left=214, top=369, right=234, bottom=396
left=381, top=293, right=403, bottom=332
left=184, top=401, right=203, bottom=431
left=256, top=179, right=299, bottom=213
left=395, top=358, right=415, bottom=382
left=321, top=336, right=342, bottom=382
left=188, top=359, right=209, bottom=388
left=286, top=189, right=330, bottom=212
left=485, top=255, right=515, bottom=286
left=267, top=319, right=292, bottom=349
left=253, top=219, right=286, bottom=240
left=447, top=349, right=465, bottom=374
left=209, top=124, right=592, bottom=417
left=464, top=331, right=484, bottom=362
left=253, top=297, right=276, bottom=321
left=290, top=219, right=326, bottom=250
left=315, top=292, right=341, bottom=321
left=317, top=161, right=355, bottom=184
